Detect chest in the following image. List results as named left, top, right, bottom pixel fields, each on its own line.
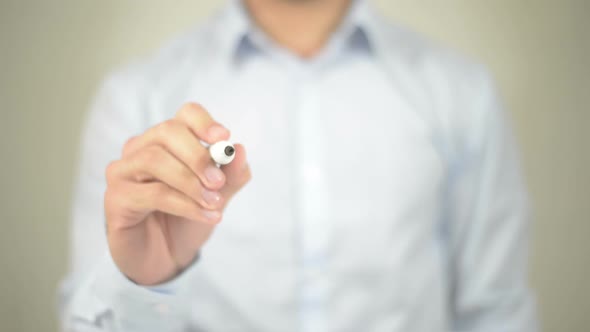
left=180, top=62, right=447, bottom=257
left=153, top=60, right=450, bottom=327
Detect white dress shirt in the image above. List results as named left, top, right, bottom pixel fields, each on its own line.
left=59, top=1, right=538, bottom=331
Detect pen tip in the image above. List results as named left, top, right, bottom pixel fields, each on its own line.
left=224, top=145, right=235, bottom=156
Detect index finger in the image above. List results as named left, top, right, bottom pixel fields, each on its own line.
left=175, top=103, right=230, bottom=144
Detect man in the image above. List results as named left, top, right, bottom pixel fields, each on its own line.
left=59, top=0, right=538, bottom=331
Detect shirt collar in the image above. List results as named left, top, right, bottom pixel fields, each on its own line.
left=214, top=0, right=378, bottom=65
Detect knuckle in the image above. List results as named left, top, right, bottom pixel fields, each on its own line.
left=122, top=136, right=137, bottom=155
left=149, top=182, right=168, bottom=201
left=186, top=102, right=203, bottom=110
left=177, top=102, right=201, bottom=118
left=155, top=120, right=176, bottom=137
left=138, top=146, right=164, bottom=166
left=180, top=102, right=211, bottom=122
left=105, top=160, right=120, bottom=183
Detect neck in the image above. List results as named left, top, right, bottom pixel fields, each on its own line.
left=243, top=0, right=353, bottom=58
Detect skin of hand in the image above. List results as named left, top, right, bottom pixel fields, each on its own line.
left=104, top=103, right=251, bottom=286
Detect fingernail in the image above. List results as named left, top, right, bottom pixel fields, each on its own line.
left=205, top=166, right=225, bottom=184
left=202, top=190, right=222, bottom=207
left=208, top=124, right=229, bottom=140
left=203, top=210, right=222, bottom=223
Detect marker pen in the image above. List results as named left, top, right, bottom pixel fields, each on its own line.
left=209, top=140, right=235, bottom=165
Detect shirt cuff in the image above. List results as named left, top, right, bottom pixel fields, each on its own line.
left=73, top=252, right=198, bottom=331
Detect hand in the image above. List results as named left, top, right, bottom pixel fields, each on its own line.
left=104, top=103, right=251, bottom=285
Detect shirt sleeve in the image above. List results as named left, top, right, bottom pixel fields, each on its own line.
left=58, top=69, right=195, bottom=331
left=447, top=68, right=538, bottom=331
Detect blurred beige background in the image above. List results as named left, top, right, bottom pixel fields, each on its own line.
left=1, top=0, right=588, bottom=331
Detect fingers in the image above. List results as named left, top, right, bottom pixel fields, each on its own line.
left=109, top=146, right=224, bottom=211
left=106, top=182, right=222, bottom=230
left=106, top=102, right=250, bottom=228
left=122, top=118, right=225, bottom=190
left=175, top=103, right=230, bottom=144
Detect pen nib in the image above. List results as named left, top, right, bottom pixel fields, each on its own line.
left=224, top=145, right=235, bottom=157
